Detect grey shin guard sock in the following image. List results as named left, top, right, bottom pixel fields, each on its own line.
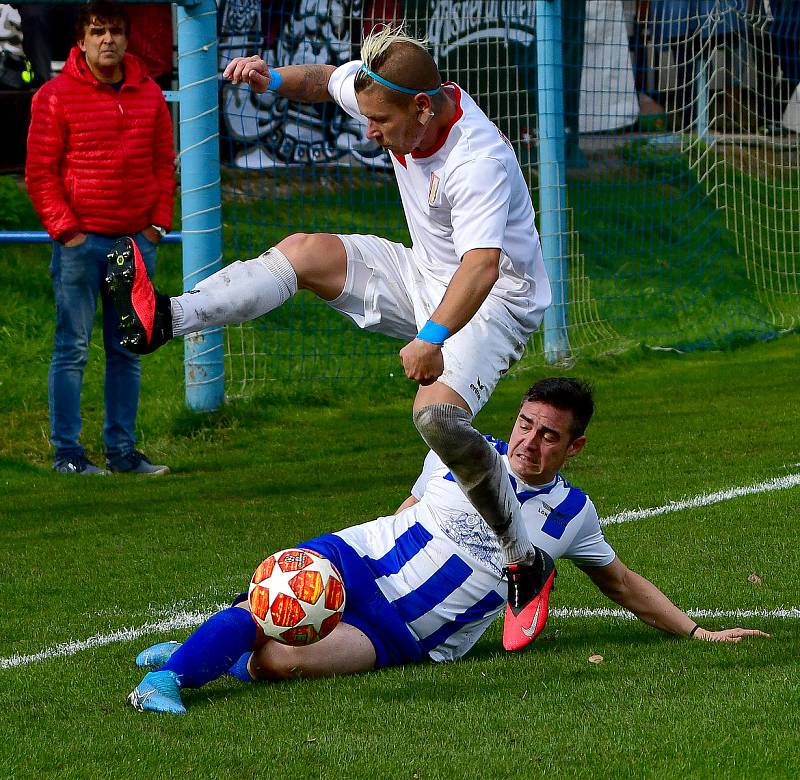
left=413, top=403, right=533, bottom=563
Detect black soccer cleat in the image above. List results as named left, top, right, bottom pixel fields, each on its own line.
left=502, top=548, right=556, bottom=651
left=105, top=237, right=173, bottom=354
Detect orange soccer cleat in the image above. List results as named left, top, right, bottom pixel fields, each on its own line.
left=502, top=549, right=556, bottom=651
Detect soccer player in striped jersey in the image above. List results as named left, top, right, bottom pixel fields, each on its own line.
left=107, top=23, right=554, bottom=652
left=128, top=378, right=767, bottom=714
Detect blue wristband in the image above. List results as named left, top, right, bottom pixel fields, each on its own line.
left=267, top=68, right=282, bottom=92
left=417, top=320, right=450, bottom=345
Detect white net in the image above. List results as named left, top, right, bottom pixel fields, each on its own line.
left=218, top=0, right=800, bottom=392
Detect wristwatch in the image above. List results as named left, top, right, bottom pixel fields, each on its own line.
left=150, top=224, right=168, bottom=238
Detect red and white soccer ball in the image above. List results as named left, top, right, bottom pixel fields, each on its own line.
left=248, top=548, right=346, bottom=646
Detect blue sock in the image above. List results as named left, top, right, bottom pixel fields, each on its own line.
left=161, top=607, right=257, bottom=688
left=227, top=652, right=254, bottom=682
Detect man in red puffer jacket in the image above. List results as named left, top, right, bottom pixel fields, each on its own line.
left=26, top=0, right=175, bottom=476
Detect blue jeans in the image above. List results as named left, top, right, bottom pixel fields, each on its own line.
left=48, top=232, right=157, bottom=461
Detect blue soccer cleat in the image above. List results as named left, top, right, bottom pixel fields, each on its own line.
left=127, top=670, right=186, bottom=714
left=135, top=641, right=182, bottom=668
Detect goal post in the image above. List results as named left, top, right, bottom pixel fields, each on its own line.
left=174, top=0, right=225, bottom=413
left=536, top=0, right=571, bottom=364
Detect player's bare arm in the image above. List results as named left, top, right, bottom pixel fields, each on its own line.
left=399, top=247, right=500, bottom=384
left=223, top=57, right=336, bottom=103
left=580, top=557, right=770, bottom=643
left=394, top=495, right=419, bottom=514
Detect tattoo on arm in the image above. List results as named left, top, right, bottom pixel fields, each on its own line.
left=281, top=64, right=336, bottom=103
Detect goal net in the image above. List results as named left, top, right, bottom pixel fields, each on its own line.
left=217, top=0, right=800, bottom=392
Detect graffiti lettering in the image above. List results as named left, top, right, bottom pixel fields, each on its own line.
left=427, top=0, right=536, bottom=59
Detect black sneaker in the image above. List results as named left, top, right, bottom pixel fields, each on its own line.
left=105, top=237, right=173, bottom=354
left=53, top=454, right=108, bottom=475
left=106, top=450, right=170, bottom=475
left=502, top=548, right=556, bottom=651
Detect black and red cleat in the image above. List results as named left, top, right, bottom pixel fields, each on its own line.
left=502, top=548, right=556, bottom=651
left=106, top=237, right=173, bottom=354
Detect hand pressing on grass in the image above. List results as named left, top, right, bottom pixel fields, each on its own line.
left=690, top=627, right=771, bottom=643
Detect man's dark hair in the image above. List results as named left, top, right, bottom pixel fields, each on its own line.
left=76, top=1, right=130, bottom=41
left=522, top=378, right=594, bottom=439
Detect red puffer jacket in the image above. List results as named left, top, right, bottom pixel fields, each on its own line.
left=26, top=46, right=175, bottom=243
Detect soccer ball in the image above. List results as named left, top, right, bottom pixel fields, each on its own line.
left=248, top=548, right=346, bottom=646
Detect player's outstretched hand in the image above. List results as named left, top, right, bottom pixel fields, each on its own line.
left=222, top=56, right=271, bottom=93
left=400, top=339, right=445, bottom=385
left=693, top=626, right=771, bottom=643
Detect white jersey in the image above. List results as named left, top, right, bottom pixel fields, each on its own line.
left=335, top=436, right=615, bottom=663
left=328, top=61, right=550, bottom=311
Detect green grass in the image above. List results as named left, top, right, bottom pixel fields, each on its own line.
left=1, top=171, right=799, bottom=778
left=2, top=335, right=799, bottom=779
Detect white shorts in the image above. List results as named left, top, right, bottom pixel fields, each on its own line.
left=329, top=234, right=545, bottom=415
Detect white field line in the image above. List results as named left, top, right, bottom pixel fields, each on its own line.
left=553, top=607, right=800, bottom=621
left=0, top=608, right=219, bottom=670
left=601, top=473, right=800, bottom=526
left=3, top=473, right=800, bottom=671
left=2, top=606, right=798, bottom=671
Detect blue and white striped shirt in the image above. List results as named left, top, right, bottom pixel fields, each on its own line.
left=336, top=437, right=614, bottom=662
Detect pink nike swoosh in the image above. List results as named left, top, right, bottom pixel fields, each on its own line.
left=521, top=601, right=543, bottom=637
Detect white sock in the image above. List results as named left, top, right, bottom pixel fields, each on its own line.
left=171, top=248, right=298, bottom=336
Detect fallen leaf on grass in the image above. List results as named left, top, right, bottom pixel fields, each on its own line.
left=588, top=654, right=604, bottom=664
left=748, top=573, right=763, bottom=586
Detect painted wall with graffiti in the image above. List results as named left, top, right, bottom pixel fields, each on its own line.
left=219, top=0, right=400, bottom=170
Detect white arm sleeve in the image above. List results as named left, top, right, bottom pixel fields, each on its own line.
left=446, top=157, right=512, bottom=260
left=327, top=60, right=364, bottom=123
left=411, top=450, right=446, bottom=499
left=562, top=500, right=617, bottom=567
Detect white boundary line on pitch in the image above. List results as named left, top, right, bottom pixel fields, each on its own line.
left=601, top=473, right=800, bottom=526
left=2, top=606, right=798, bottom=671
left=553, top=607, right=800, bottom=620
left=3, top=474, right=799, bottom=671
left=0, top=608, right=220, bottom=671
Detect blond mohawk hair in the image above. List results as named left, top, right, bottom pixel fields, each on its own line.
left=360, top=23, right=429, bottom=69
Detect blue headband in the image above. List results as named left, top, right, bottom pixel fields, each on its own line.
left=359, top=63, right=441, bottom=96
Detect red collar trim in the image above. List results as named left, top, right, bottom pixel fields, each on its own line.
left=392, top=152, right=407, bottom=168
left=411, top=83, right=463, bottom=160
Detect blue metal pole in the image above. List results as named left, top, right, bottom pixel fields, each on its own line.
left=177, top=0, right=225, bottom=411
left=536, top=0, right=571, bottom=363
left=0, top=231, right=182, bottom=244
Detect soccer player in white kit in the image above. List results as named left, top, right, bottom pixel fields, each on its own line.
left=107, top=25, right=554, bottom=650
left=128, top=379, right=767, bottom=714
